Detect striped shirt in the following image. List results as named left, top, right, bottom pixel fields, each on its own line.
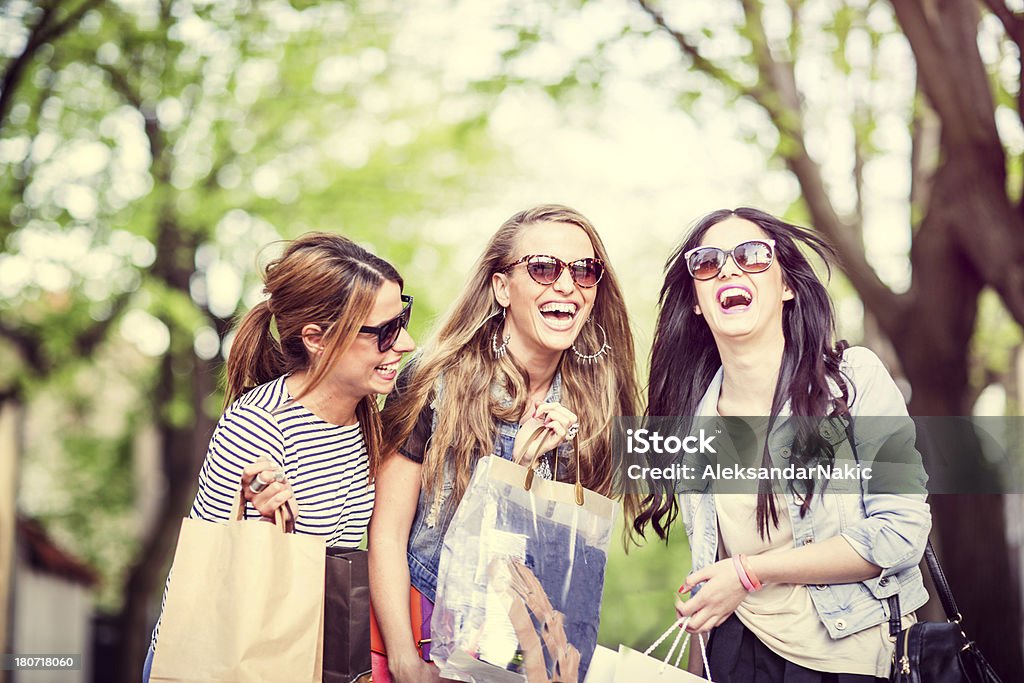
left=189, top=375, right=374, bottom=545
left=149, top=375, right=374, bottom=653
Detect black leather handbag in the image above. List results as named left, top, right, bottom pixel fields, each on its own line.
left=887, top=542, right=1002, bottom=683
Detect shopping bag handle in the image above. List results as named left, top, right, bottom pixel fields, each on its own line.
left=521, top=425, right=585, bottom=506
left=642, top=617, right=713, bottom=680
left=230, top=488, right=289, bottom=532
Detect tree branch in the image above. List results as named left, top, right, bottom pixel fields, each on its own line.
left=890, top=0, right=1000, bottom=151
left=36, top=0, right=104, bottom=47
left=634, top=0, right=765, bottom=101
left=0, top=4, right=55, bottom=132
left=0, top=288, right=135, bottom=376
left=744, top=0, right=907, bottom=330
left=97, top=62, right=166, bottom=172
left=909, top=78, right=940, bottom=232
left=979, top=0, right=1024, bottom=47
left=0, top=0, right=103, bottom=133
left=635, top=0, right=907, bottom=330
left=978, top=0, right=1024, bottom=210
left=0, top=319, right=46, bottom=373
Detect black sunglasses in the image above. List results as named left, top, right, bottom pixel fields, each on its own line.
left=500, top=254, right=605, bottom=288
left=359, top=295, right=413, bottom=352
left=683, top=240, right=776, bottom=281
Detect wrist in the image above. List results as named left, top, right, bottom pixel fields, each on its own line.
left=745, top=554, right=771, bottom=586
left=390, top=650, right=423, bottom=672
left=732, top=555, right=756, bottom=591
left=738, top=554, right=763, bottom=590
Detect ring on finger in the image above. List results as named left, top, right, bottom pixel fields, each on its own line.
left=248, top=468, right=285, bottom=494
left=248, top=475, right=269, bottom=494
left=566, top=422, right=579, bottom=442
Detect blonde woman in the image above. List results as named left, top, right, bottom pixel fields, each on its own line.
left=368, top=205, right=641, bottom=683
left=143, top=233, right=415, bottom=681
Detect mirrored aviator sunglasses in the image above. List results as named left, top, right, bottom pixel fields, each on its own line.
left=683, top=239, right=776, bottom=281
left=502, top=254, right=605, bottom=288
left=359, top=294, right=413, bottom=352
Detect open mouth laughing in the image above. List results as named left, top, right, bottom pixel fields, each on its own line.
left=717, top=285, right=753, bottom=313
left=538, top=301, right=579, bottom=330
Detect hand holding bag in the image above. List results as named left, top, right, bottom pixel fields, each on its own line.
left=430, top=426, right=616, bottom=683
left=887, top=542, right=1002, bottom=683
left=150, top=491, right=326, bottom=683
left=610, top=617, right=712, bottom=682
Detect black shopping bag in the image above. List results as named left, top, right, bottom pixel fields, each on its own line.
left=323, top=548, right=372, bottom=683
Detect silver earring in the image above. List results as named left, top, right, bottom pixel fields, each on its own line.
left=491, top=307, right=510, bottom=359
left=572, top=320, right=610, bottom=364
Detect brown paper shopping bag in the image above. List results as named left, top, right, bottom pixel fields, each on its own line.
left=612, top=618, right=712, bottom=683
left=150, top=492, right=326, bottom=683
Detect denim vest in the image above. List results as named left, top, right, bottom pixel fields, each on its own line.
left=680, top=347, right=932, bottom=639
left=407, top=372, right=567, bottom=602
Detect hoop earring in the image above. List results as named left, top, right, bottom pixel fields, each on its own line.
left=572, top=320, right=610, bottom=364
left=491, top=307, right=510, bottom=359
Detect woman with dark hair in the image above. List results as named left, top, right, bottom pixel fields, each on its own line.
left=143, top=232, right=416, bottom=681
left=637, top=208, right=930, bottom=682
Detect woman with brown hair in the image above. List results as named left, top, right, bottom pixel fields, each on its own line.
left=143, top=232, right=415, bottom=681
left=368, top=205, right=641, bottom=683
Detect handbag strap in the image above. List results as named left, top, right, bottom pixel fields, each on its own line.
left=643, top=618, right=712, bottom=678
left=842, top=418, right=963, bottom=633
left=521, top=424, right=585, bottom=506
left=924, top=541, right=962, bottom=623
left=231, top=488, right=288, bottom=532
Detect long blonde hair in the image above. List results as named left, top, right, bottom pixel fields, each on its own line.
left=226, top=232, right=404, bottom=463
left=380, top=205, right=641, bottom=524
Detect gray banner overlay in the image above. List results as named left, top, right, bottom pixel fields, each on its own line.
left=610, top=416, right=1022, bottom=496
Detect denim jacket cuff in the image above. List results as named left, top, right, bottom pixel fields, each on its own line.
left=863, top=569, right=900, bottom=599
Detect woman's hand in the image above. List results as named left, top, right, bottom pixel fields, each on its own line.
left=240, top=459, right=298, bottom=531
left=389, top=654, right=441, bottom=683
left=513, top=402, right=579, bottom=465
left=675, top=558, right=748, bottom=634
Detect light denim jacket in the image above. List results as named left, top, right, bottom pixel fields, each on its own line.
left=406, top=372, right=568, bottom=602
left=680, top=346, right=931, bottom=639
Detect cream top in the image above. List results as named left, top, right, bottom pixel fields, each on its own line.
left=715, top=492, right=913, bottom=677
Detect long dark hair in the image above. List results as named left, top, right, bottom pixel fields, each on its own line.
left=636, top=207, right=851, bottom=541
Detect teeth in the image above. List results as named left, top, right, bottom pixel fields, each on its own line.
left=539, top=302, right=578, bottom=315
left=719, top=288, right=752, bottom=306
left=375, top=362, right=398, bottom=371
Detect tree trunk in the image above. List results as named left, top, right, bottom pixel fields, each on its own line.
left=0, top=396, right=23, bottom=683
left=886, top=167, right=1024, bottom=676
left=109, top=344, right=217, bottom=683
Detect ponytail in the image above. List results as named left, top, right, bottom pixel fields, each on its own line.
left=224, top=300, right=285, bottom=407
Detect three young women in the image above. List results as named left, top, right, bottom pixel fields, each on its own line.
left=638, top=208, right=931, bottom=682
left=144, top=233, right=415, bottom=681
left=368, top=205, right=641, bottom=683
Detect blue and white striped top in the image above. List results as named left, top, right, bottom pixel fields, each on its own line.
left=189, top=374, right=374, bottom=546
left=149, top=375, right=373, bottom=655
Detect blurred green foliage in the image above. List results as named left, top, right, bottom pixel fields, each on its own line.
left=2, top=0, right=1022, bottom=663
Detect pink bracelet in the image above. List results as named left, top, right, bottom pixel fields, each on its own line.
left=739, top=554, right=763, bottom=591
left=733, top=555, right=756, bottom=592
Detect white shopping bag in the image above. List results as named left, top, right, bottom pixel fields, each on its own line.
left=611, top=618, right=712, bottom=683
left=583, top=645, right=618, bottom=683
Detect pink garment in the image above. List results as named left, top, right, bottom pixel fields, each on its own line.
left=371, top=652, right=392, bottom=683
